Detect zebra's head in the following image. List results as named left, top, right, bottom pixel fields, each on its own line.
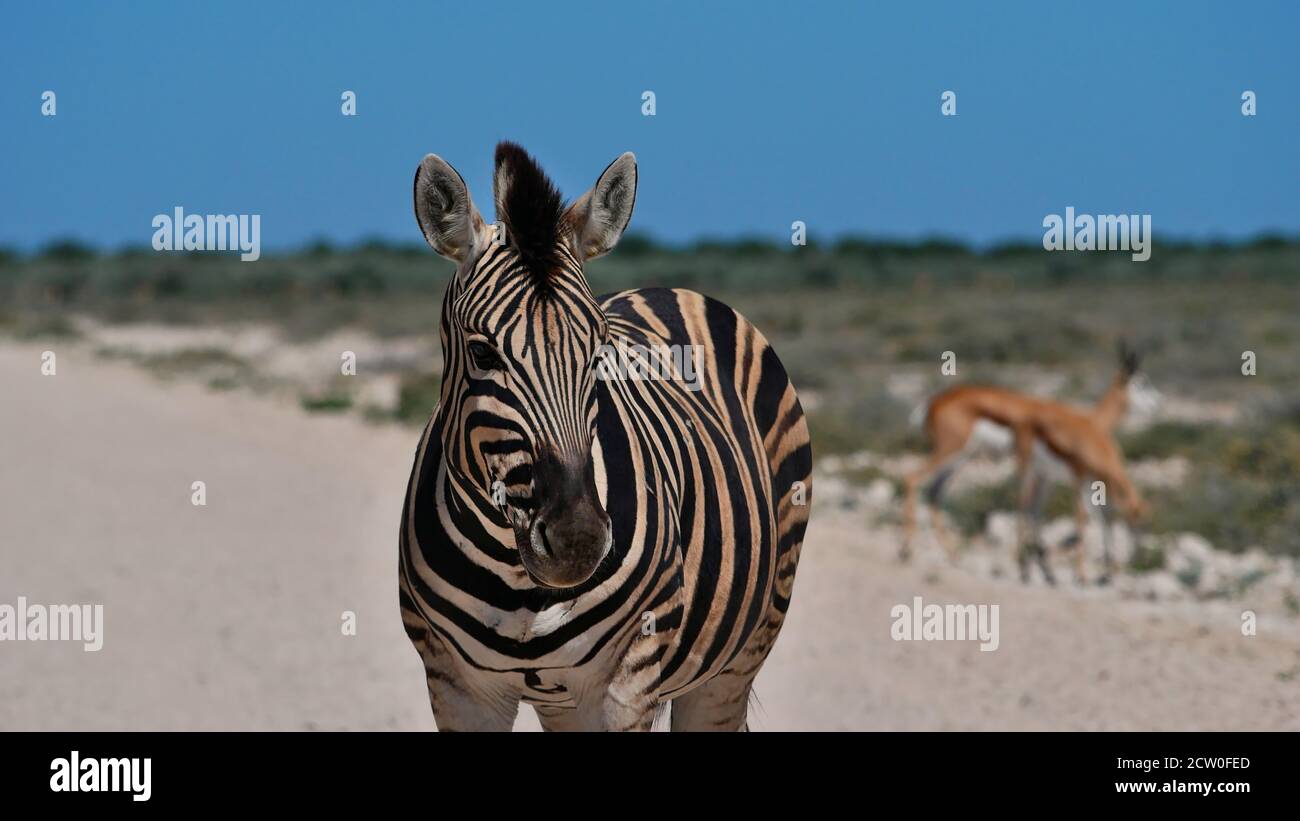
left=413, top=142, right=637, bottom=589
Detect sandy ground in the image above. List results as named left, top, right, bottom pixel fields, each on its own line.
left=2, top=343, right=1298, bottom=730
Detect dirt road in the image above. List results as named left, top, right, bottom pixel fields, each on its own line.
left=2, top=343, right=1297, bottom=730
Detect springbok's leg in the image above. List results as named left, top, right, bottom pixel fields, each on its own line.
left=926, top=458, right=965, bottom=563
left=1032, top=476, right=1055, bottom=585
left=1015, top=469, right=1034, bottom=583
left=1024, top=473, right=1055, bottom=586
left=1013, top=432, right=1039, bottom=583
left=1068, top=479, right=1091, bottom=584
left=1099, top=474, right=1142, bottom=584
left=931, top=502, right=960, bottom=563
left=1098, top=503, right=1117, bottom=585
left=903, top=450, right=963, bottom=562
left=902, top=461, right=932, bottom=561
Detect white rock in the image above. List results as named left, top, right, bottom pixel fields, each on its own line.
left=1194, top=565, right=1224, bottom=597
left=960, top=550, right=998, bottom=579
left=862, top=479, right=895, bottom=513
left=1238, top=548, right=1275, bottom=576
left=812, top=476, right=851, bottom=511
left=985, top=511, right=1019, bottom=553
left=1136, top=571, right=1185, bottom=601
left=1275, top=560, right=1297, bottom=587
left=1175, top=533, right=1215, bottom=564
left=1040, top=517, right=1075, bottom=549
left=819, top=455, right=845, bottom=473
left=844, top=451, right=876, bottom=471
left=1108, top=523, right=1135, bottom=565
left=357, top=374, right=401, bottom=411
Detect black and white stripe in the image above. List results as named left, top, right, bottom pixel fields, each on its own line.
left=399, top=143, right=812, bottom=730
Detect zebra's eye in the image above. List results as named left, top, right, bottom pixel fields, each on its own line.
left=467, top=341, right=505, bottom=373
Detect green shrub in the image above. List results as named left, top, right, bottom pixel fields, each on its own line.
left=300, top=393, right=354, bottom=413
left=395, top=373, right=442, bottom=426
left=1120, top=421, right=1207, bottom=460
left=1128, top=542, right=1167, bottom=573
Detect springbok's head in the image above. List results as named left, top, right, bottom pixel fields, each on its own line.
left=413, top=142, right=637, bottom=589
left=1117, top=339, right=1162, bottom=418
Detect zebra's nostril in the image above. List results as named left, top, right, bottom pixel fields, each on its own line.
left=535, top=521, right=553, bottom=557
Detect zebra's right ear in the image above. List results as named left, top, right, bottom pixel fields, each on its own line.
left=414, top=154, right=487, bottom=263
left=564, top=152, right=637, bottom=260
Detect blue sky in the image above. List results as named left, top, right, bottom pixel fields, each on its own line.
left=2, top=1, right=1297, bottom=252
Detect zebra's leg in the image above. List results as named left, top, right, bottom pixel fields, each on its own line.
left=401, top=606, right=519, bottom=731
left=535, top=685, right=658, bottom=733
left=672, top=480, right=809, bottom=732
left=533, top=631, right=663, bottom=732
left=671, top=447, right=809, bottom=732
left=594, top=644, right=662, bottom=732
left=670, top=667, right=758, bottom=731
left=671, top=605, right=786, bottom=732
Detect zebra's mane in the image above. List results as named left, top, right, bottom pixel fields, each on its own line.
left=494, top=141, right=567, bottom=280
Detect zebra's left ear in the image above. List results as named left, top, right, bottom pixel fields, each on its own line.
left=565, top=152, right=637, bottom=260
left=414, top=154, right=488, bottom=263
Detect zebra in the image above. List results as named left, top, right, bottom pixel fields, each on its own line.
left=398, top=142, right=813, bottom=731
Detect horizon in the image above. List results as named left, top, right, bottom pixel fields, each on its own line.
left=9, top=226, right=1300, bottom=260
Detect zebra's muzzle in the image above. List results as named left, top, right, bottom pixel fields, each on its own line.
left=516, top=500, right=612, bottom=589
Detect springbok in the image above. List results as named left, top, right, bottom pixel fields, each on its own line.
left=901, top=343, right=1158, bottom=584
